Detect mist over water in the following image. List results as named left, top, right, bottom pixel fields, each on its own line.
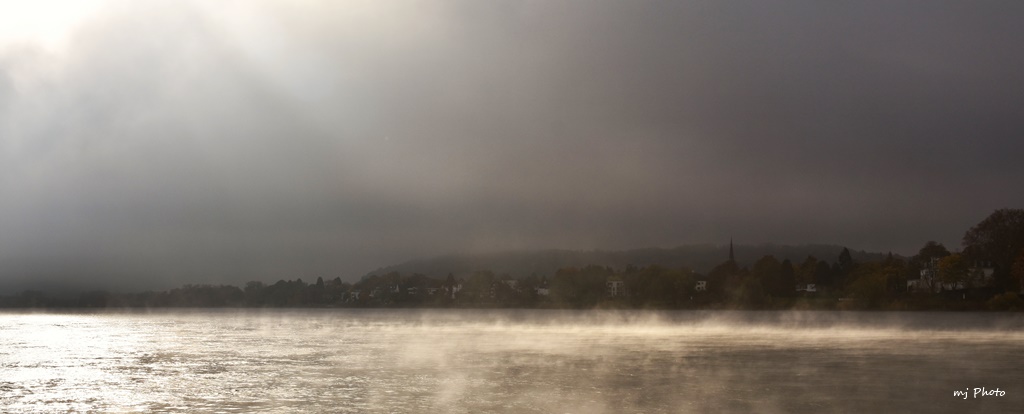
left=2, top=310, right=1021, bottom=413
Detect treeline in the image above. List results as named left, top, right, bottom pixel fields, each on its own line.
left=362, top=244, right=890, bottom=282
left=3, top=209, right=1023, bottom=311
left=2, top=247, right=1020, bottom=310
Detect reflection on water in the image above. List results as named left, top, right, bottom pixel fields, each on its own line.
left=1, top=310, right=1021, bottom=413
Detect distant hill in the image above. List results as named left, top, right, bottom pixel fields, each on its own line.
left=363, top=244, right=896, bottom=280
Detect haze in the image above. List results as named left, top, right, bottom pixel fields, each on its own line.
left=1, top=1, right=1022, bottom=292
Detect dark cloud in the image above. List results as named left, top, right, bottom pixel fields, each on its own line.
left=1, top=0, right=1022, bottom=291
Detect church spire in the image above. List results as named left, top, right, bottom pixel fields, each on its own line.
left=729, top=238, right=734, bottom=262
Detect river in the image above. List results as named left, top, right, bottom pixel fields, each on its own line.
left=1, top=309, right=1021, bottom=413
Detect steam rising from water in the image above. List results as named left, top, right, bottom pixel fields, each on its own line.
left=2, top=310, right=1022, bottom=413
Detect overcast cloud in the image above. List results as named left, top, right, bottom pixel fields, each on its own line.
left=1, top=0, right=1022, bottom=291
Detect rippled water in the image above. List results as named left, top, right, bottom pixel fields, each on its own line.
left=1, top=309, right=1021, bottom=413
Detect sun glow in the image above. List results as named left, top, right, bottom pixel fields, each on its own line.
left=0, top=0, right=108, bottom=52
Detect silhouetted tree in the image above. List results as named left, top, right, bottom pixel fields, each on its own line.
left=623, top=265, right=691, bottom=306
left=914, top=241, right=951, bottom=263
left=463, top=270, right=496, bottom=303
left=837, top=248, right=855, bottom=272
left=708, top=259, right=742, bottom=298
left=835, top=247, right=857, bottom=289
left=1013, top=249, right=1024, bottom=293
left=78, top=291, right=111, bottom=308
left=244, top=281, right=266, bottom=306
left=797, top=256, right=819, bottom=285
left=777, top=259, right=796, bottom=298
left=551, top=266, right=610, bottom=307
left=847, top=263, right=888, bottom=308
left=962, top=209, right=1024, bottom=290
left=732, top=276, right=766, bottom=308
left=752, top=255, right=782, bottom=297
left=814, top=261, right=833, bottom=289
left=881, top=255, right=909, bottom=294
left=938, top=253, right=971, bottom=291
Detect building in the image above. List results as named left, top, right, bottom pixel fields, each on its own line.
left=606, top=278, right=625, bottom=297
left=796, top=283, right=817, bottom=293
left=442, top=283, right=462, bottom=299
left=908, top=258, right=995, bottom=293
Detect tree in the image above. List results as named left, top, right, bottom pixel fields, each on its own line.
left=1012, top=249, right=1024, bottom=293
left=880, top=255, right=909, bottom=294
left=797, top=256, right=819, bottom=285
left=464, top=270, right=496, bottom=302
left=751, top=255, right=782, bottom=297
left=244, top=281, right=266, bottom=306
left=937, top=253, right=970, bottom=291
left=625, top=266, right=689, bottom=306
left=837, top=248, right=855, bottom=273
left=707, top=259, right=742, bottom=297
left=962, top=209, right=1024, bottom=290
left=987, top=292, right=1024, bottom=311
left=814, top=261, right=833, bottom=289
left=834, top=247, right=857, bottom=289
left=732, top=277, right=766, bottom=308
left=913, top=241, right=951, bottom=264
left=778, top=259, right=796, bottom=298
left=846, top=263, right=888, bottom=308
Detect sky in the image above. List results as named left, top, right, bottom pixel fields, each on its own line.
left=1, top=0, right=1022, bottom=292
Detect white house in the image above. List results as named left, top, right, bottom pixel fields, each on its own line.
left=908, top=258, right=995, bottom=293
left=443, top=283, right=463, bottom=299
left=606, top=279, right=625, bottom=297
left=796, top=283, right=817, bottom=293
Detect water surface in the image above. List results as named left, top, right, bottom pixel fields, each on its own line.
left=1, top=310, right=1021, bottom=413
